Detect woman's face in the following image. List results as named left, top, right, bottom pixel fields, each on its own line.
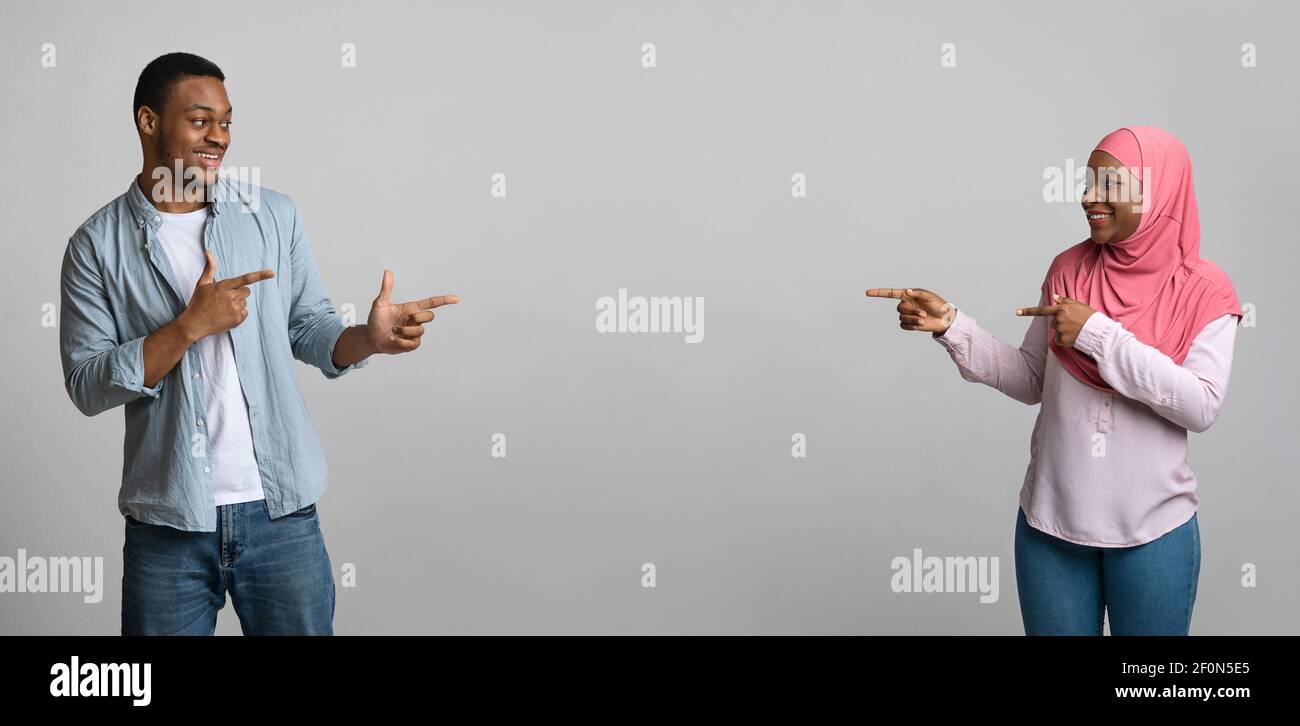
left=1081, top=150, right=1143, bottom=245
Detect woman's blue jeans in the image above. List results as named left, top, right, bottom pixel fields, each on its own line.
left=122, top=499, right=335, bottom=635
left=1014, top=506, right=1200, bottom=635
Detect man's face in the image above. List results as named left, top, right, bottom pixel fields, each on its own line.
left=142, top=75, right=231, bottom=190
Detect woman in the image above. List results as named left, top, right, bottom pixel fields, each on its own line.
left=867, top=126, right=1243, bottom=635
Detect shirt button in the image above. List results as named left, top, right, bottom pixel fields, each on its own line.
left=153, top=216, right=160, bottom=222
left=1160, top=396, right=1169, bottom=404
left=1103, top=399, right=1110, bottom=407
left=193, top=372, right=201, bottom=379
left=197, top=420, right=203, bottom=427
left=203, top=466, right=211, bottom=473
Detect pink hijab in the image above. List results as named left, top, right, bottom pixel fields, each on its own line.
left=1045, top=126, right=1242, bottom=392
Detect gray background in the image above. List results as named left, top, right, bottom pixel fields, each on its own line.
left=1, top=0, right=1295, bottom=634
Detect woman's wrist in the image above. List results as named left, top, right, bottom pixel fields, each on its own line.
left=932, top=304, right=957, bottom=337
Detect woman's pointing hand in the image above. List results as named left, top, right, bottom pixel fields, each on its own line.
left=1015, top=293, right=1097, bottom=348
left=865, top=287, right=957, bottom=335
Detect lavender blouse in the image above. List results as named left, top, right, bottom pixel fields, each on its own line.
left=932, top=293, right=1239, bottom=547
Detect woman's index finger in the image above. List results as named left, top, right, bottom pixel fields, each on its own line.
left=1016, top=305, right=1059, bottom=316
left=865, top=288, right=907, bottom=299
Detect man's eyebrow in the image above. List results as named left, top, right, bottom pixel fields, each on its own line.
left=184, top=103, right=233, bottom=115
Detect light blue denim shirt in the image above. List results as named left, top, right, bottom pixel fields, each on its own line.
left=59, top=177, right=367, bottom=532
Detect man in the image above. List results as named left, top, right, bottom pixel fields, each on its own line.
left=58, top=52, right=458, bottom=635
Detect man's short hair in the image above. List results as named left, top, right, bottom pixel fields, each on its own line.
left=132, top=52, right=225, bottom=120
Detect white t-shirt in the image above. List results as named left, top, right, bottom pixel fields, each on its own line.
left=155, top=206, right=265, bottom=506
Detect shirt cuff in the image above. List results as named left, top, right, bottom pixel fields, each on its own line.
left=1073, top=310, right=1119, bottom=359
left=110, top=335, right=164, bottom=398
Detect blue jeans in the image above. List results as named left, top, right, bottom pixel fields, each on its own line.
left=122, top=499, right=335, bottom=635
left=1014, top=506, right=1200, bottom=635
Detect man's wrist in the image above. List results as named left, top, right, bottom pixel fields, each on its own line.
left=171, top=311, right=202, bottom=346
left=355, top=324, right=381, bottom=357
left=332, top=324, right=380, bottom=368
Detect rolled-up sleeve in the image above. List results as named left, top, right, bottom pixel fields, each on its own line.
left=60, top=233, right=164, bottom=416
left=284, top=198, right=368, bottom=379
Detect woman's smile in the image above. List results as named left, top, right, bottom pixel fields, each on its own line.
left=1086, top=208, right=1114, bottom=227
